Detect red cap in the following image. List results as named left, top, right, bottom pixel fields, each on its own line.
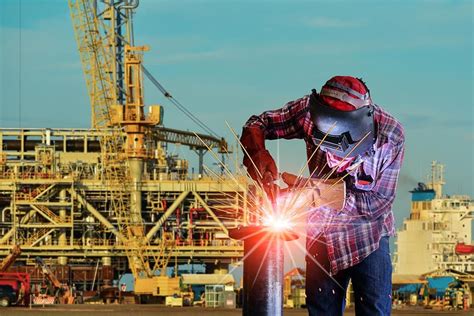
left=320, top=76, right=371, bottom=111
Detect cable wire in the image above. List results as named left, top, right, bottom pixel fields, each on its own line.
left=141, top=65, right=219, bottom=138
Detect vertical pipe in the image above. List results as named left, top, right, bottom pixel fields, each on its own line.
left=101, top=256, right=113, bottom=294
left=197, top=149, right=204, bottom=176
left=58, top=189, right=68, bottom=265
left=11, top=189, right=17, bottom=245
left=45, top=129, right=51, bottom=146
left=129, top=159, right=143, bottom=232
left=229, top=226, right=298, bottom=316
left=243, top=233, right=283, bottom=316
left=188, top=207, right=193, bottom=244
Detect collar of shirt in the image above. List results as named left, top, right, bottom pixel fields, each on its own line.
left=325, top=151, right=358, bottom=173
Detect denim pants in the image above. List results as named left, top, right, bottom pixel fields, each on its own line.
left=305, top=236, right=392, bottom=316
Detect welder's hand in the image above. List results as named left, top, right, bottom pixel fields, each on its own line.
left=243, top=149, right=278, bottom=183
left=281, top=172, right=346, bottom=211
left=240, top=127, right=278, bottom=183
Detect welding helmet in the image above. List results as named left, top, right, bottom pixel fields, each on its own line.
left=309, top=76, right=375, bottom=158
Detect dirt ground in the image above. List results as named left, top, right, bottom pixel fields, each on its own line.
left=0, top=305, right=471, bottom=316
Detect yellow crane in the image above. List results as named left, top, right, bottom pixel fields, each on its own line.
left=68, top=0, right=237, bottom=298
left=68, top=0, right=176, bottom=295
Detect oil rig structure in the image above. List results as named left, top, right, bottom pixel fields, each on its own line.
left=0, top=0, right=251, bottom=300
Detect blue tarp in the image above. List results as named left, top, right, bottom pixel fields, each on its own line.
left=411, top=191, right=435, bottom=201
left=427, top=276, right=455, bottom=296
left=396, top=284, right=421, bottom=294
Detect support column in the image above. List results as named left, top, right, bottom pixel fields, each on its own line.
left=129, top=158, right=144, bottom=236
left=197, top=149, right=205, bottom=176
left=101, top=256, right=115, bottom=304
left=58, top=188, right=68, bottom=266
left=102, top=256, right=113, bottom=285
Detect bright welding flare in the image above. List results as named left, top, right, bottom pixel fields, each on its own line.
left=259, top=189, right=313, bottom=233
left=262, top=214, right=293, bottom=231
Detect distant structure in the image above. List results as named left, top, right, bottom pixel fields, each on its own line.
left=393, top=161, right=474, bottom=275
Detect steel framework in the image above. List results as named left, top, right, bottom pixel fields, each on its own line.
left=0, top=0, right=250, bottom=294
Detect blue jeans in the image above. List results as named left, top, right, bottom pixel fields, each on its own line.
left=306, top=236, right=392, bottom=316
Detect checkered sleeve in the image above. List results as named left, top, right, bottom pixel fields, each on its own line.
left=344, top=141, right=405, bottom=220
left=244, top=97, right=310, bottom=140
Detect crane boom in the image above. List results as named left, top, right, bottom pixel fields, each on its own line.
left=154, top=127, right=229, bottom=153
left=0, top=245, right=21, bottom=272
left=35, top=257, right=62, bottom=289
left=35, top=257, right=75, bottom=304
left=69, top=0, right=117, bottom=128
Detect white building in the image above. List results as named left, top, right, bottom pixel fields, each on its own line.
left=393, top=162, right=474, bottom=276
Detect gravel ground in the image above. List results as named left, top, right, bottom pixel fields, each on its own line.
left=0, top=305, right=471, bottom=316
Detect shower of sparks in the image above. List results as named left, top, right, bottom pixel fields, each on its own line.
left=193, top=121, right=372, bottom=292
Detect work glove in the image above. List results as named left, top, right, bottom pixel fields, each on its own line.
left=281, top=172, right=346, bottom=211
left=240, top=127, right=278, bottom=184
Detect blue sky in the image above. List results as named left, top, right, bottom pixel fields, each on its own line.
left=1, top=1, right=473, bottom=269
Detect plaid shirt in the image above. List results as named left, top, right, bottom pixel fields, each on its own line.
left=244, top=95, right=405, bottom=274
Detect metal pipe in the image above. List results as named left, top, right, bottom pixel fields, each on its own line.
left=192, top=191, right=228, bottom=235
left=69, top=189, right=126, bottom=242
left=19, top=210, right=35, bottom=224
left=58, top=190, right=68, bottom=265
left=129, top=159, right=143, bottom=226
left=229, top=226, right=298, bottom=316
left=145, top=190, right=189, bottom=242
left=1, top=207, right=11, bottom=222
left=118, top=0, right=139, bottom=9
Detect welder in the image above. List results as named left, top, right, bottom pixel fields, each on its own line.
left=240, top=76, right=405, bottom=316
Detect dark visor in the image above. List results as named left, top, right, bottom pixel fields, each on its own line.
left=309, top=91, right=375, bottom=157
